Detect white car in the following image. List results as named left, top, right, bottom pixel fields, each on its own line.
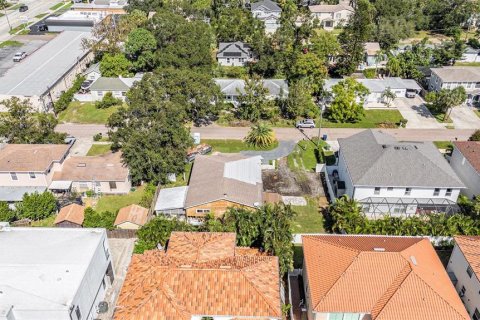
left=296, top=119, right=316, bottom=129
left=13, top=52, right=27, bottom=62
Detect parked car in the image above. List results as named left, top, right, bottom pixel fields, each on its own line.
left=80, top=80, right=94, bottom=92
left=185, top=144, right=212, bottom=162
left=13, top=52, right=27, bottom=62
left=19, top=5, right=28, bottom=12
left=37, top=23, right=48, bottom=32
left=405, top=89, right=417, bottom=98
left=64, top=136, right=76, bottom=145
left=296, top=119, right=315, bottom=129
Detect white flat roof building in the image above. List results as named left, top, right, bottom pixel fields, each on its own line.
left=0, top=227, right=113, bottom=320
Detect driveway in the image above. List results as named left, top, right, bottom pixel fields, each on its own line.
left=395, top=97, right=444, bottom=129
left=69, top=137, right=93, bottom=156
left=450, top=106, right=480, bottom=129
left=241, top=140, right=297, bottom=161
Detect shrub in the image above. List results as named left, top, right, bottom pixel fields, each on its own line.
left=16, top=191, right=57, bottom=221
left=83, top=207, right=116, bottom=230
left=244, top=123, right=277, bottom=148
left=0, top=202, right=16, bottom=222
left=95, top=92, right=122, bottom=109
left=399, top=118, right=408, bottom=128
left=469, top=129, right=480, bottom=141
left=93, top=133, right=103, bottom=141
left=139, top=183, right=157, bottom=208
left=54, top=75, right=85, bottom=114
left=363, top=69, right=377, bottom=79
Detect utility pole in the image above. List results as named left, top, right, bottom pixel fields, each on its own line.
left=317, top=100, right=325, bottom=149
left=1, top=1, right=12, bottom=31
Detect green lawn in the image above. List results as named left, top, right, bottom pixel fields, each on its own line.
left=293, top=245, right=304, bottom=269
left=164, top=162, right=193, bottom=187
left=474, top=109, right=480, bottom=119
left=201, top=139, right=279, bottom=153
left=87, top=144, right=112, bottom=156
left=35, top=13, right=48, bottom=19
left=430, top=110, right=453, bottom=123
left=0, top=40, right=22, bottom=48
left=287, top=139, right=328, bottom=172
left=31, top=215, right=56, bottom=227
left=321, top=110, right=404, bottom=128
left=434, top=141, right=454, bottom=150
left=49, top=2, right=64, bottom=10
left=58, top=102, right=119, bottom=124
left=95, top=186, right=145, bottom=213
left=455, top=62, right=480, bottom=67
left=291, top=197, right=325, bottom=233
left=9, top=23, right=28, bottom=35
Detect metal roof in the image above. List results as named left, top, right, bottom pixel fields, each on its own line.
left=324, top=77, right=421, bottom=93
left=0, top=186, right=46, bottom=202
left=155, top=186, right=188, bottom=211
left=0, top=31, right=92, bottom=97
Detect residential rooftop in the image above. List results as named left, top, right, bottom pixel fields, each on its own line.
left=431, top=66, right=480, bottom=83
left=154, top=185, right=188, bottom=211
left=0, top=31, right=91, bottom=97
left=303, top=234, right=470, bottom=320
left=324, top=77, right=421, bottom=93
left=0, top=144, right=70, bottom=172
left=114, top=232, right=281, bottom=320
left=251, top=0, right=282, bottom=12
left=454, top=236, right=480, bottom=278
left=114, top=204, right=148, bottom=227
left=217, top=41, right=253, bottom=58
left=215, top=78, right=289, bottom=96
left=338, top=130, right=464, bottom=188
left=453, top=141, right=480, bottom=173
left=54, top=203, right=85, bottom=225
left=0, top=227, right=106, bottom=319
left=308, top=3, right=353, bottom=13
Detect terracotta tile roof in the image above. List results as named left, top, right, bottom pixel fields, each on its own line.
left=54, top=204, right=84, bottom=225
left=454, top=141, right=480, bottom=173
left=52, top=152, right=128, bottom=182
left=114, top=232, right=282, bottom=320
left=114, top=204, right=148, bottom=227
left=303, top=235, right=469, bottom=320
left=0, top=144, right=70, bottom=172
left=454, top=236, right=480, bottom=277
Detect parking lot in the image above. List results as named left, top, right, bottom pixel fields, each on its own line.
left=0, top=35, right=52, bottom=76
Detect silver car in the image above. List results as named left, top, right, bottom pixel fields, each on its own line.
left=296, top=119, right=315, bottom=129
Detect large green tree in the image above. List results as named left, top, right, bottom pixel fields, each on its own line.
left=100, top=53, right=133, bottom=77
left=236, top=76, right=274, bottom=122
left=83, top=207, right=116, bottom=230
left=425, top=87, right=467, bottom=121
left=0, top=97, right=66, bottom=144
left=125, top=28, right=157, bottom=71
left=282, top=80, right=318, bottom=119
left=0, top=202, right=16, bottom=222
left=327, top=78, right=369, bottom=123
left=288, top=52, right=327, bottom=95
left=16, top=191, right=57, bottom=221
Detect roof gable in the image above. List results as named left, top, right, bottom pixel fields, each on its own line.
left=251, top=0, right=282, bottom=12
left=454, top=141, right=480, bottom=173
left=54, top=204, right=85, bottom=225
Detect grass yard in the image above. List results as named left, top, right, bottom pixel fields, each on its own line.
left=95, top=185, right=145, bottom=213
left=321, top=109, right=404, bottom=128
left=201, top=139, right=279, bottom=153
left=31, top=215, right=56, bottom=227
left=163, top=162, right=193, bottom=188
left=474, top=109, right=480, bottom=119
left=9, top=24, right=28, bottom=35
left=287, top=139, right=328, bottom=172
left=87, top=144, right=112, bottom=156
left=455, top=62, right=480, bottom=67
left=291, top=197, right=325, bottom=234
left=8, top=3, right=25, bottom=10
left=58, top=102, right=119, bottom=124
left=35, top=13, right=48, bottom=19
left=49, top=2, right=65, bottom=10
left=293, top=245, right=304, bottom=269
left=0, top=40, right=22, bottom=48
left=434, top=141, right=454, bottom=150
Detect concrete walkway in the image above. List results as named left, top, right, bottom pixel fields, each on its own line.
left=450, top=106, right=480, bottom=129
left=241, top=140, right=297, bottom=161
left=395, top=97, right=444, bottom=129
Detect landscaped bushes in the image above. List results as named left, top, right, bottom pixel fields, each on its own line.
left=95, top=92, right=122, bottom=109
left=83, top=207, right=116, bottom=230
left=54, top=75, right=86, bottom=114
left=16, top=191, right=57, bottom=220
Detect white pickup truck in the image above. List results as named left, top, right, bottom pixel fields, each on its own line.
left=13, top=52, right=27, bottom=62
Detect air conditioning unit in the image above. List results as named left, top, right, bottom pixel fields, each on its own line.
left=97, top=301, right=108, bottom=314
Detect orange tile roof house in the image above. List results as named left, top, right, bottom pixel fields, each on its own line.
left=448, top=236, right=480, bottom=319
left=450, top=141, right=480, bottom=199
left=301, top=234, right=469, bottom=320
left=54, top=203, right=85, bottom=228
left=114, top=232, right=282, bottom=320
left=114, top=204, right=148, bottom=230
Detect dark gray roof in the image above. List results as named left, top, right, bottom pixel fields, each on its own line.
left=217, top=42, right=252, bottom=59
left=251, top=0, right=282, bottom=12
left=338, top=130, right=465, bottom=188
left=89, top=77, right=131, bottom=91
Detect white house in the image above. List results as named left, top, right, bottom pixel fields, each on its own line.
left=0, top=227, right=114, bottom=320
left=459, top=46, right=480, bottom=63
left=308, top=1, right=353, bottom=30
left=87, top=74, right=143, bottom=101
left=83, top=62, right=102, bottom=82
left=251, top=0, right=282, bottom=33
left=214, top=78, right=288, bottom=105
left=329, top=130, right=465, bottom=217
left=447, top=236, right=480, bottom=320
left=429, top=66, right=480, bottom=105
left=216, top=42, right=256, bottom=67
left=450, top=141, right=480, bottom=199
left=323, top=77, right=421, bottom=105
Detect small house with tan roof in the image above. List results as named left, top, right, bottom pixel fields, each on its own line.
left=114, top=204, right=148, bottom=230
left=51, top=152, right=131, bottom=195
left=54, top=203, right=85, bottom=228
left=299, top=234, right=469, bottom=320
left=114, top=232, right=282, bottom=320
left=450, top=141, right=480, bottom=199
left=448, top=236, right=480, bottom=319
left=0, top=144, right=71, bottom=203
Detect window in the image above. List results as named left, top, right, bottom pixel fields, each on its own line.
left=226, top=58, right=230, bottom=63
left=10, top=172, right=17, bottom=181
left=460, top=286, right=466, bottom=297
left=387, top=187, right=393, bottom=191
left=446, top=188, right=452, bottom=196
left=29, top=172, right=36, bottom=179
left=374, top=187, right=381, bottom=195
left=79, top=182, right=89, bottom=189
left=330, top=314, right=344, bottom=320
left=196, top=209, right=211, bottom=213
left=98, top=91, right=104, bottom=97
left=467, top=265, right=474, bottom=278
left=75, top=306, right=82, bottom=320
left=433, top=188, right=440, bottom=196
left=393, top=207, right=407, bottom=214
left=405, top=188, right=411, bottom=195
left=109, top=181, right=117, bottom=190
left=473, top=308, right=480, bottom=320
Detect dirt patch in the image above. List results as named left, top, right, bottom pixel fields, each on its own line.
left=262, top=158, right=325, bottom=197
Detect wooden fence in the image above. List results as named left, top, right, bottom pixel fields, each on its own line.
left=107, top=229, right=137, bottom=239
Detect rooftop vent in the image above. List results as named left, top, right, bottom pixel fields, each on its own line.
left=373, top=247, right=385, bottom=252
left=77, top=163, right=86, bottom=167
left=410, top=255, right=418, bottom=266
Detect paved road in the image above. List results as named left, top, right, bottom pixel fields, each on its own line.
left=241, top=140, right=297, bottom=161
left=0, top=0, right=60, bottom=42
left=56, top=123, right=476, bottom=142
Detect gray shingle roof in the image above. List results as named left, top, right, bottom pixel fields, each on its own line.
left=89, top=77, right=131, bottom=91
left=217, top=42, right=252, bottom=59
left=251, top=0, right=282, bottom=12
left=214, top=78, right=289, bottom=97
left=431, top=66, right=480, bottom=83
left=338, top=130, right=465, bottom=188
left=324, top=77, right=421, bottom=93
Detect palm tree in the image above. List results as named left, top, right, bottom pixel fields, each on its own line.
left=244, top=123, right=277, bottom=148
left=381, top=87, right=397, bottom=107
